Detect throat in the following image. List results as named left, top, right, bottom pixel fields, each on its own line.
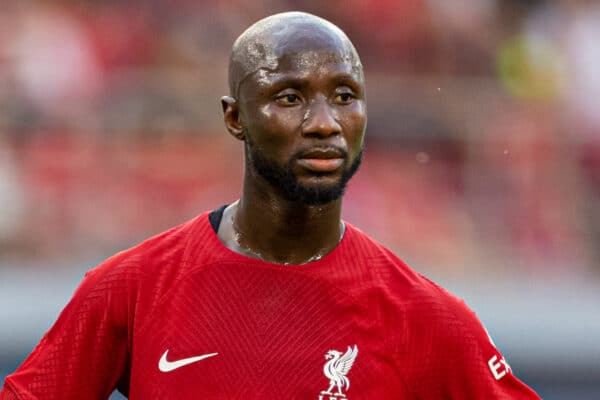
left=218, top=201, right=345, bottom=265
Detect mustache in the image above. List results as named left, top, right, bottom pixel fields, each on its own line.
left=293, top=145, right=348, bottom=160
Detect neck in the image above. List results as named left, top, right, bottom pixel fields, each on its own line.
left=218, top=179, right=344, bottom=265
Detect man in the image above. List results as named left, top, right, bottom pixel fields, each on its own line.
left=1, top=12, right=540, bottom=399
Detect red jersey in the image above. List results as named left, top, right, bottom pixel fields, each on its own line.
left=1, top=209, right=540, bottom=399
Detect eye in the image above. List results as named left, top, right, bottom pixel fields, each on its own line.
left=335, top=92, right=355, bottom=104
left=275, top=92, right=302, bottom=106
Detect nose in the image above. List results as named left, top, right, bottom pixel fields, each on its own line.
left=302, top=99, right=341, bottom=137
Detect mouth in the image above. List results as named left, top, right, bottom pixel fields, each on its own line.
left=297, top=147, right=345, bottom=173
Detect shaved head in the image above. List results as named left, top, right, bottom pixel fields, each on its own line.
left=221, top=12, right=367, bottom=207
left=228, top=12, right=363, bottom=99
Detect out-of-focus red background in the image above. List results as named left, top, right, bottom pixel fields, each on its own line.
left=1, top=1, right=599, bottom=398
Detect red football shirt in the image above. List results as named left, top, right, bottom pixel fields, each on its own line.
left=1, top=210, right=540, bottom=399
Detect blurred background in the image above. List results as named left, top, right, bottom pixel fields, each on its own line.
left=1, top=0, right=599, bottom=398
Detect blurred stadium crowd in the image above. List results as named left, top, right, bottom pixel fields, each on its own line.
left=1, top=0, right=599, bottom=279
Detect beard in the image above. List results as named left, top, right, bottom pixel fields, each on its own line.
left=245, top=139, right=363, bottom=206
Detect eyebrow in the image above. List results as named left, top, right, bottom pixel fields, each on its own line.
left=333, top=73, right=363, bottom=89
left=260, top=71, right=363, bottom=91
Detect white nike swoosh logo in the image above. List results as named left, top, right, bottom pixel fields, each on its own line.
left=158, top=349, right=218, bottom=372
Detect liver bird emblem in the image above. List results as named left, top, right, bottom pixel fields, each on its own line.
left=321, top=345, right=358, bottom=397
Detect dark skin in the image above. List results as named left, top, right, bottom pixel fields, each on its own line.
left=219, top=13, right=367, bottom=265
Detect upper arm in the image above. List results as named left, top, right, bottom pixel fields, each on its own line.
left=395, top=283, right=541, bottom=399
left=441, top=296, right=540, bottom=399
left=0, top=255, right=137, bottom=400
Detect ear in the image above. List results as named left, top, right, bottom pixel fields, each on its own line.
left=221, top=96, right=245, bottom=140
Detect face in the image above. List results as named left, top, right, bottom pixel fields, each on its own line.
left=236, top=47, right=367, bottom=205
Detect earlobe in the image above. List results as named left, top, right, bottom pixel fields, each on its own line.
left=221, top=96, right=245, bottom=140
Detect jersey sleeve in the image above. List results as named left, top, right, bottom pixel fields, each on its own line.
left=0, top=253, right=138, bottom=400
left=396, top=280, right=542, bottom=399
left=443, top=296, right=541, bottom=399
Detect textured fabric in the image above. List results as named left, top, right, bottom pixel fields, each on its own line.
left=1, top=211, right=540, bottom=399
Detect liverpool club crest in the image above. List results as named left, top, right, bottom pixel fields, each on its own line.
left=319, top=345, right=358, bottom=399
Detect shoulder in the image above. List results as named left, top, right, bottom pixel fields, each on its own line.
left=338, top=223, right=482, bottom=338
left=381, top=265, right=534, bottom=397
left=382, top=259, right=492, bottom=355
left=342, top=222, right=438, bottom=293
left=63, top=211, right=215, bottom=332
left=343, top=223, right=496, bottom=355
left=345, top=222, right=474, bottom=309
left=83, top=211, right=214, bottom=297
left=397, top=277, right=541, bottom=398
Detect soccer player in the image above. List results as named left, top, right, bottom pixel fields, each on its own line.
left=1, top=12, right=540, bottom=399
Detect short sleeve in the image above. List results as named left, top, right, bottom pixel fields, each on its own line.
left=0, top=254, right=137, bottom=400
left=396, top=281, right=542, bottom=399
left=442, top=297, right=541, bottom=399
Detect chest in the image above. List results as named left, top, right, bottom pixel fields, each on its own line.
left=127, top=265, right=407, bottom=399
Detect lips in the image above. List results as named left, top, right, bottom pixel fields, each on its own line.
left=297, top=147, right=345, bottom=172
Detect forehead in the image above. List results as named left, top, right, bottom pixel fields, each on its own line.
left=276, top=45, right=359, bottom=72
left=242, top=44, right=363, bottom=95
left=231, top=15, right=364, bottom=96
left=257, top=49, right=362, bottom=83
